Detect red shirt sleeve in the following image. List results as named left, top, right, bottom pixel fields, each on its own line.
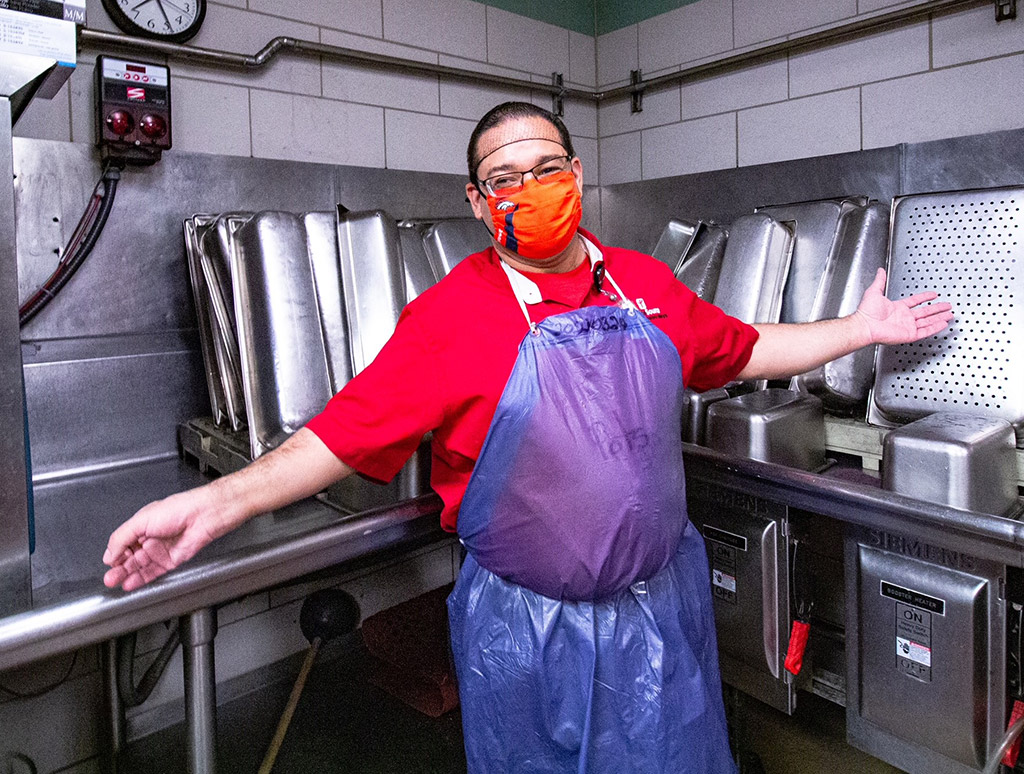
left=305, top=302, right=446, bottom=483
left=683, top=293, right=759, bottom=390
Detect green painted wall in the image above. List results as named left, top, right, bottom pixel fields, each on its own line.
left=472, top=0, right=701, bottom=37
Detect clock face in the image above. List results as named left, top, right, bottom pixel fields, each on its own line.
left=102, top=0, right=207, bottom=43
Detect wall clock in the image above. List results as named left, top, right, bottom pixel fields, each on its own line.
left=101, top=0, right=207, bottom=44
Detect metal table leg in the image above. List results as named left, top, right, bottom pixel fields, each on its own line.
left=181, top=608, right=218, bottom=774
left=101, top=640, right=126, bottom=774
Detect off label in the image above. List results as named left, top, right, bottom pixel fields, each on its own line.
left=895, top=602, right=932, bottom=682
left=709, top=541, right=738, bottom=605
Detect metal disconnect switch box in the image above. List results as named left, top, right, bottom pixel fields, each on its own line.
left=688, top=481, right=796, bottom=714
left=846, top=525, right=1007, bottom=774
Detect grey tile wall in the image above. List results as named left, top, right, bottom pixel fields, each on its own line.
left=593, top=0, right=1024, bottom=184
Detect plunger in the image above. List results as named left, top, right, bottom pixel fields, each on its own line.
left=258, top=589, right=361, bottom=774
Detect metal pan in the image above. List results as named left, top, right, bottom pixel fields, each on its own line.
left=868, top=186, right=1024, bottom=441
left=792, top=202, right=889, bottom=413
left=756, top=197, right=867, bottom=324
left=421, top=218, right=490, bottom=278
left=201, top=213, right=251, bottom=430
left=303, top=212, right=353, bottom=394
left=652, top=218, right=700, bottom=275
left=398, top=221, right=439, bottom=301
left=712, top=213, right=794, bottom=325
left=675, top=221, right=727, bottom=302
left=232, top=212, right=332, bottom=458
left=336, top=210, right=408, bottom=374
left=183, top=215, right=227, bottom=425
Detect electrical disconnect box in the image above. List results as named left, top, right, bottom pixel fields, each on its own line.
left=95, top=55, right=171, bottom=165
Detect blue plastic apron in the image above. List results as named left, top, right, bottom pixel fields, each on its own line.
left=448, top=258, right=736, bottom=773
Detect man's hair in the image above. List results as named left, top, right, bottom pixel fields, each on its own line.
left=467, top=102, right=575, bottom=187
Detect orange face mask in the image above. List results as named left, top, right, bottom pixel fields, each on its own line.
left=486, top=171, right=582, bottom=260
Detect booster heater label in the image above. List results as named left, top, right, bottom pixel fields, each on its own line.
left=883, top=580, right=941, bottom=683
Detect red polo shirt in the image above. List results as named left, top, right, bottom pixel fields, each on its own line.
left=305, top=229, right=759, bottom=532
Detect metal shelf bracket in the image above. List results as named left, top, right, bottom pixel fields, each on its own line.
left=630, top=69, right=644, bottom=114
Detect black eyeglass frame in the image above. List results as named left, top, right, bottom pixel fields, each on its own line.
left=476, top=154, right=575, bottom=197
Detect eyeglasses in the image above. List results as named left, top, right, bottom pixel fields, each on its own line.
left=478, top=155, right=573, bottom=197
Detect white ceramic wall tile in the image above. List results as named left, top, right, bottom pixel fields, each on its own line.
left=739, top=88, right=861, bottom=166
left=248, top=0, right=382, bottom=37
left=733, top=0, right=856, bottom=48
left=528, top=92, right=598, bottom=139
left=863, top=54, right=1024, bottom=148
left=597, top=24, right=639, bottom=89
left=324, top=60, right=440, bottom=113
left=857, top=0, right=931, bottom=13
left=599, top=131, right=642, bottom=185
left=639, top=0, right=733, bottom=75
left=250, top=91, right=385, bottom=166
left=933, top=3, right=1024, bottom=68
left=574, top=136, right=600, bottom=185
left=320, top=26, right=439, bottom=64
left=440, top=78, right=532, bottom=121
left=173, top=6, right=322, bottom=96
left=13, top=85, right=71, bottom=142
left=385, top=109, right=475, bottom=173
left=172, top=78, right=252, bottom=156
left=560, top=96, right=599, bottom=139
left=84, top=0, right=120, bottom=33
left=383, top=0, right=487, bottom=61
left=642, top=113, right=736, bottom=179
left=790, top=20, right=928, bottom=97
left=599, top=86, right=681, bottom=138
left=439, top=53, right=533, bottom=80
left=487, top=7, right=570, bottom=78
left=681, top=57, right=787, bottom=120
left=569, top=29, right=597, bottom=88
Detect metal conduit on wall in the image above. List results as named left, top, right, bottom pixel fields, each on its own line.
left=78, top=0, right=993, bottom=114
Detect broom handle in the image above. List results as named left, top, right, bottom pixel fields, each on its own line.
left=257, top=637, right=322, bottom=774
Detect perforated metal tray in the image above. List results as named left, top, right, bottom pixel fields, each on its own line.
left=712, top=213, right=794, bottom=324
left=868, top=186, right=1024, bottom=439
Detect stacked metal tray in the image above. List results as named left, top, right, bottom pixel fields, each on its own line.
left=182, top=209, right=490, bottom=513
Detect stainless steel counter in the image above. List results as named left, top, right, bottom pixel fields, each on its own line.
left=683, top=445, right=1024, bottom=566
left=0, top=457, right=444, bottom=673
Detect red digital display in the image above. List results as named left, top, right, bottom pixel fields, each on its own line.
left=126, top=64, right=146, bottom=73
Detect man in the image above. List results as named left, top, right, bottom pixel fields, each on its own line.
left=104, top=102, right=951, bottom=773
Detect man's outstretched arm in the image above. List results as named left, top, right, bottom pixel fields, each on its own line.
left=103, top=428, right=353, bottom=591
left=737, top=268, right=953, bottom=381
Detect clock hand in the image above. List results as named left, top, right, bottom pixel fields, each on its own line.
left=131, top=0, right=154, bottom=11
left=160, top=0, right=189, bottom=15
left=154, top=0, right=174, bottom=31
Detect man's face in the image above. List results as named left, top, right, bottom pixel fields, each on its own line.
left=465, top=119, right=583, bottom=223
